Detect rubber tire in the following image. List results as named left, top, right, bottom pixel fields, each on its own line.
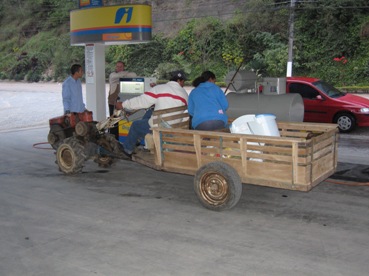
left=95, top=136, right=115, bottom=168
left=56, top=137, right=86, bottom=174
left=194, top=161, right=242, bottom=211
left=334, top=113, right=356, bottom=133
left=48, top=124, right=66, bottom=150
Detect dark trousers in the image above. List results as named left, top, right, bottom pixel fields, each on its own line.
left=108, top=104, right=119, bottom=139
left=195, top=120, right=226, bottom=131
left=123, top=108, right=153, bottom=153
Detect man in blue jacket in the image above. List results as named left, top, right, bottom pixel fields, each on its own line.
left=62, top=64, right=87, bottom=115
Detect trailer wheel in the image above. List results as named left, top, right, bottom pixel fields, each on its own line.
left=48, top=124, right=66, bottom=150
left=56, top=137, right=86, bottom=174
left=194, top=162, right=242, bottom=211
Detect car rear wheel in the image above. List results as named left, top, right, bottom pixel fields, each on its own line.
left=334, top=113, right=356, bottom=133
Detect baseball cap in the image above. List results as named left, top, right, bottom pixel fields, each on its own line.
left=170, top=70, right=187, bottom=81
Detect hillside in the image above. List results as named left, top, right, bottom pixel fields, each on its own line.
left=1, top=0, right=369, bottom=85
left=150, top=0, right=248, bottom=35
left=101, top=0, right=248, bottom=35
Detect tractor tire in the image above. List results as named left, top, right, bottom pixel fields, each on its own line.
left=95, top=136, right=115, bottom=168
left=194, top=161, right=242, bottom=211
left=56, top=137, right=86, bottom=174
left=48, top=124, right=66, bottom=150
left=104, top=133, right=125, bottom=156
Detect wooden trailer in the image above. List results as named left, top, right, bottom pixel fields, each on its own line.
left=133, top=106, right=339, bottom=211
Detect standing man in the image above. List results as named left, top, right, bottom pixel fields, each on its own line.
left=62, top=64, right=86, bottom=115
left=115, top=70, right=188, bottom=158
left=107, top=61, right=137, bottom=116
left=107, top=61, right=137, bottom=139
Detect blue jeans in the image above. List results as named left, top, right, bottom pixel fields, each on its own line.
left=195, top=120, right=226, bottom=131
left=124, top=109, right=152, bottom=154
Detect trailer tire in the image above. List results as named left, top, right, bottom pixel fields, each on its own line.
left=56, top=137, right=86, bottom=174
left=194, top=162, right=242, bottom=211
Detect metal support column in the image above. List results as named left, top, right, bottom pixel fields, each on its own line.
left=286, top=0, right=296, bottom=77
left=85, top=44, right=106, bottom=121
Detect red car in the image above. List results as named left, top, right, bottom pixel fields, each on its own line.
left=286, top=77, right=369, bottom=133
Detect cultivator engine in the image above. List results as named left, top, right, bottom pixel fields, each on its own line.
left=48, top=110, right=129, bottom=174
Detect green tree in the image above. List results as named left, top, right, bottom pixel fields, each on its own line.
left=294, top=0, right=369, bottom=84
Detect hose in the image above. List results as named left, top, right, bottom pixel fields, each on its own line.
left=326, top=178, right=369, bottom=186
left=33, top=142, right=54, bottom=150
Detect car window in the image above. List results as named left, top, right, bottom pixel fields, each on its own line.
left=313, top=80, right=346, bottom=98
left=289, top=83, right=319, bottom=99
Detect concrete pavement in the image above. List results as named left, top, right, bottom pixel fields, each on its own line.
left=0, top=127, right=368, bottom=275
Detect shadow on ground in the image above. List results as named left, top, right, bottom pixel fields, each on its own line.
left=331, top=162, right=369, bottom=183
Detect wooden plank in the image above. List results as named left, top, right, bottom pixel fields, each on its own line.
left=292, top=142, right=298, bottom=185
left=240, top=137, right=248, bottom=178
left=240, top=161, right=294, bottom=184
left=162, top=151, right=198, bottom=172
left=132, top=150, right=162, bottom=171
left=171, top=121, right=190, bottom=129
left=162, top=144, right=196, bottom=153
left=311, top=153, right=336, bottom=183
left=149, top=118, right=338, bottom=192
left=313, top=145, right=335, bottom=160
left=152, top=105, right=189, bottom=129
left=277, top=121, right=338, bottom=132
left=152, top=129, right=162, bottom=166
left=153, top=105, right=187, bottom=115
left=193, top=134, right=202, bottom=168
left=162, top=136, right=194, bottom=144
left=312, top=136, right=335, bottom=153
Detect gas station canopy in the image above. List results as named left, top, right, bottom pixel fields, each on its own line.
left=70, top=4, right=152, bottom=45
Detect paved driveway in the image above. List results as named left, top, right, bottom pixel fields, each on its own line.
left=0, top=127, right=368, bottom=275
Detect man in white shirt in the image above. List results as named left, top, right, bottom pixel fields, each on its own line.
left=116, top=70, right=188, bottom=158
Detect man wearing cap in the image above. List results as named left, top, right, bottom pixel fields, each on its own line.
left=115, top=70, right=188, bottom=158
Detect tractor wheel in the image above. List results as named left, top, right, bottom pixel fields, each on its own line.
left=95, top=137, right=115, bottom=168
left=48, top=124, right=66, bottom=150
left=194, top=162, right=242, bottom=211
left=75, top=121, right=89, bottom=137
left=56, top=137, right=86, bottom=174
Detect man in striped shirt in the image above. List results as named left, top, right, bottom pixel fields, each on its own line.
left=115, top=70, right=188, bottom=158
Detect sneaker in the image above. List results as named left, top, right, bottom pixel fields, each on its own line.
left=121, top=149, right=132, bottom=160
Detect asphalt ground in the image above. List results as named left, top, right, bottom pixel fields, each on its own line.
left=0, top=126, right=368, bottom=275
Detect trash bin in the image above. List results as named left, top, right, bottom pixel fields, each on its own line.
left=230, top=113, right=280, bottom=137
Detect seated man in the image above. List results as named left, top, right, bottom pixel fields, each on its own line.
left=115, top=70, right=188, bottom=158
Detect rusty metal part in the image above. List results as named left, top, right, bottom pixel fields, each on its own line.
left=199, top=171, right=229, bottom=206
left=48, top=124, right=66, bottom=150
left=75, top=121, right=89, bottom=136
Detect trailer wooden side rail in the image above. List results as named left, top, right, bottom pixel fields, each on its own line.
left=133, top=106, right=339, bottom=210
